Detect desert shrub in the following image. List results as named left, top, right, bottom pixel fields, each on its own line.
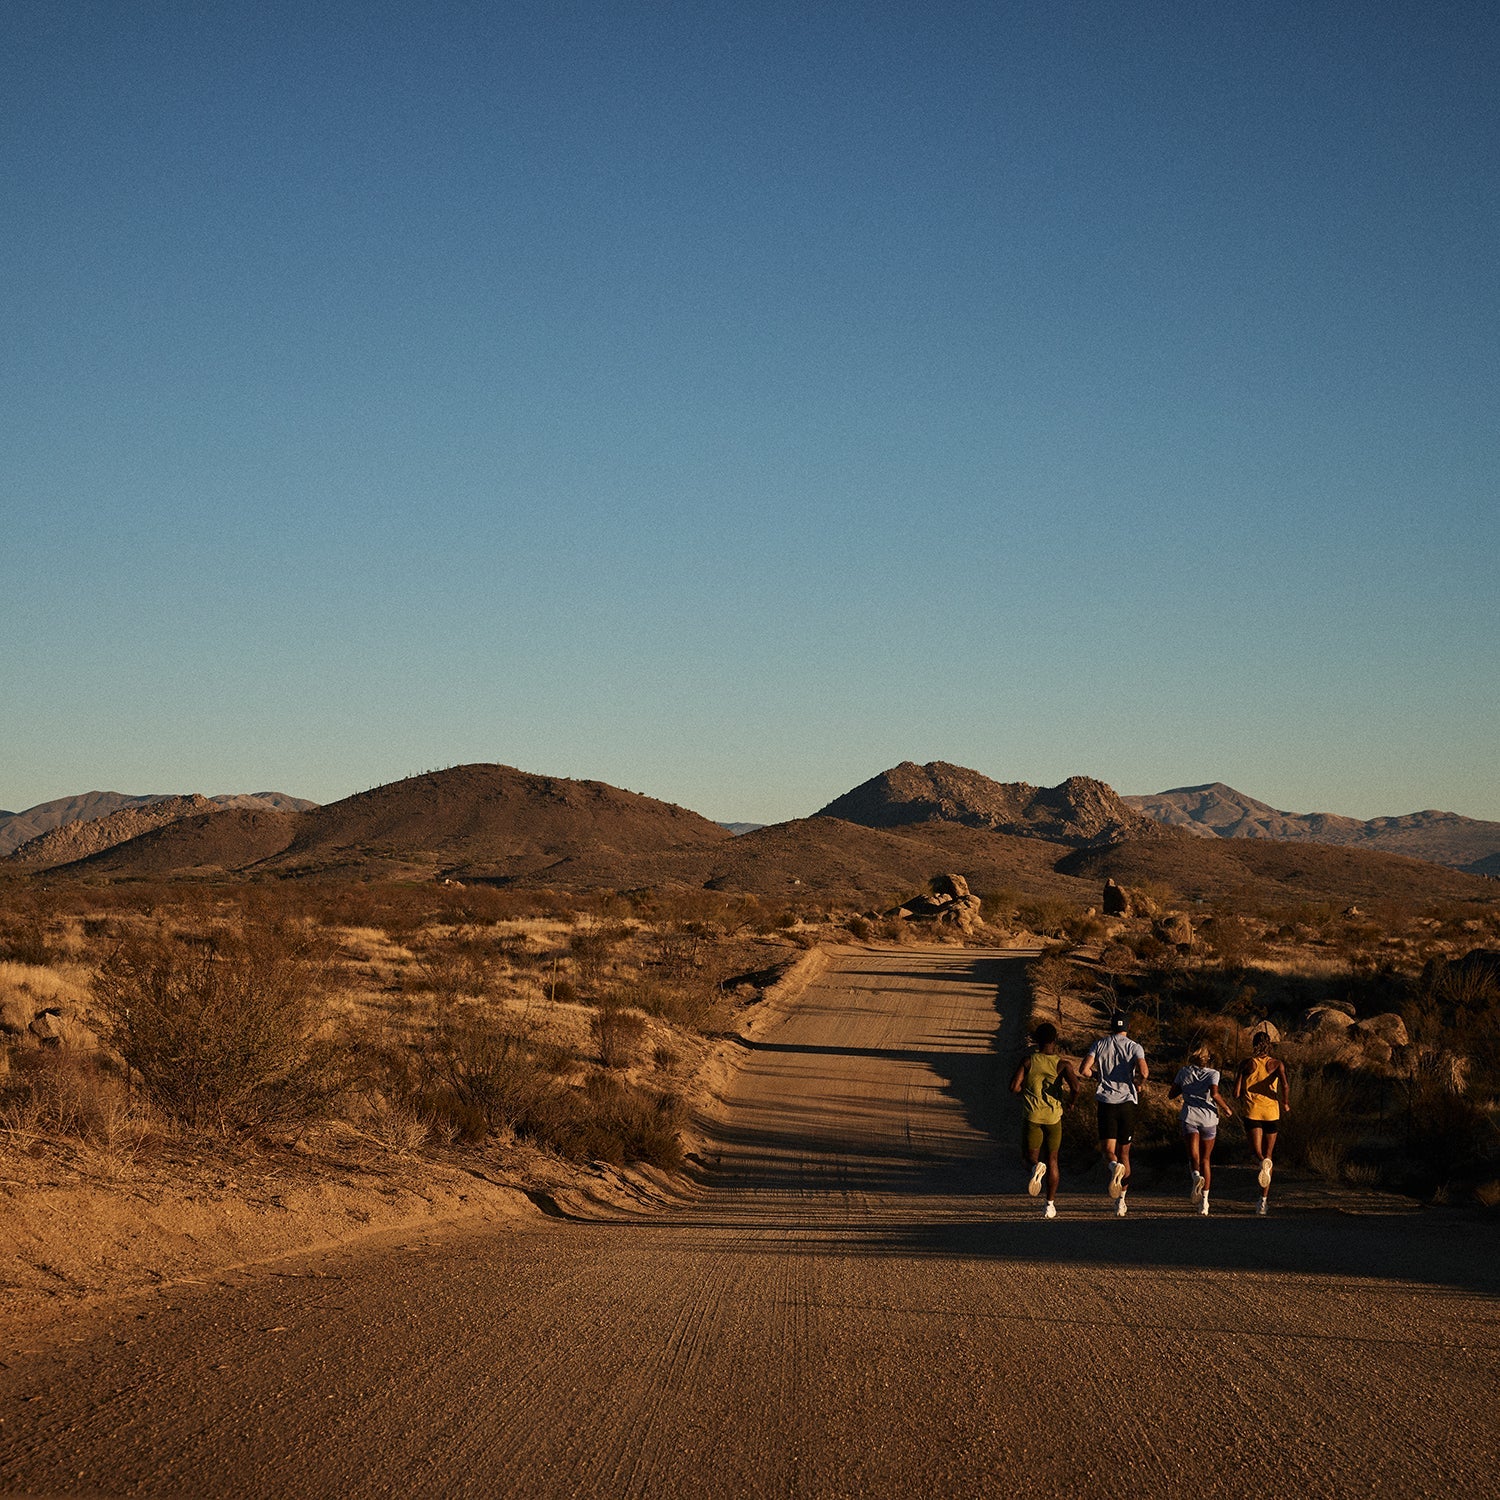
left=1018, top=899, right=1075, bottom=936
left=92, top=923, right=339, bottom=1133
left=845, top=916, right=873, bottom=941
left=1277, top=1067, right=1357, bottom=1175
left=0, top=1049, right=132, bottom=1144
left=609, top=978, right=715, bottom=1031
left=570, top=923, right=629, bottom=991
left=649, top=922, right=710, bottom=977
left=0, top=909, right=60, bottom=967
left=592, top=1005, right=647, bottom=1068
left=556, top=1073, right=684, bottom=1168
left=417, top=1013, right=565, bottom=1141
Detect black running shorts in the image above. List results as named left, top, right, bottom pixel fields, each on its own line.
left=1096, top=1100, right=1138, bottom=1145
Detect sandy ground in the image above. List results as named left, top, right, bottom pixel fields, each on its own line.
left=1, top=945, right=1496, bottom=1498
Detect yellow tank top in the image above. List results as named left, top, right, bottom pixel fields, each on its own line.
left=1242, top=1055, right=1282, bottom=1119
left=1022, top=1052, right=1065, bottom=1125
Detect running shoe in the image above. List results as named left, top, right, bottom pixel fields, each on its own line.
left=1043, top=1201, right=1057, bottom=1219
left=1199, top=1195, right=1210, bottom=1216
left=1108, top=1161, right=1127, bottom=1198
left=1115, top=1194, right=1128, bottom=1217
left=1028, top=1161, right=1047, bottom=1197
left=1258, top=1157, right=1274, bottom=1190
left=1190, top=1171, right=1204, bottom=1203
left=1257, top=1197, right=1268, bottom=1216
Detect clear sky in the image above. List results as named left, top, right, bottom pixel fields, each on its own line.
left=3, top=1, right=1496, bottom=824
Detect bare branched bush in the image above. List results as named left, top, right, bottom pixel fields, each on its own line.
left=592, top=1005, right=647, bottom=1069
left=93, top=923, right=339, bottom=1133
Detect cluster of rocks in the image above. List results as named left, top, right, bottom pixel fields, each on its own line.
left=1097, top=879, right=1196, bottom=947
left=1297, top=1002, right=1411, bottom=1068
left=882, top=874, right=984, bottom=933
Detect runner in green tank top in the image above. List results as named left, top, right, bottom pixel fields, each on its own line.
left=1009, top=1022, right=1079, bottom=1217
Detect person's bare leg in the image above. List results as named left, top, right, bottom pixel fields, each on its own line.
left=1045, top=1148, right=1061, bottom=1203
left=1201, top=1135, right=1216, bottom=1196
left=1186, top=1132, right=1203, bottom=1178
left=1118, top=1140, right=1132, bottom=1187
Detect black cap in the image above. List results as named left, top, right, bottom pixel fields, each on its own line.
left=1109, top=1013, right=1129, bottom=1033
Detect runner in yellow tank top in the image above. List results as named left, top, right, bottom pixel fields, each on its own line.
left=1009, top=1023, right=1079, bottom=1218
left=1235, top=1032, right=1291, bottom=1215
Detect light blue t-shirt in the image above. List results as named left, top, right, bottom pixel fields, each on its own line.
left=1174, top=1064, right=1220, bottom=1130
left=1087, top=1034, right=1145, bottom=1104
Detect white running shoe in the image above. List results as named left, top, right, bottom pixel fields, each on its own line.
left=1258, top=1157, right=1274, bottom=1190
left=1190, top=1171, right=1204, bottom=1203
left=1044, top=1201, right=1057, bottom=1219
left=1108, top=1162, right=1127, bottom=1198
left=1199, top=1195, right=1210, bottom=1216
left=1115, top=1194, right=1128, bottom=1217
left=1257, top=1197, right=1268, bottom=1216
left=1028, top=1162, right=1047, bottom=1197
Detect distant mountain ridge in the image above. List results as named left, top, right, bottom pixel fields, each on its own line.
left=0, top=790, right=317, bottom=857
left=816, top=761, right=1159, bottom=847
left=1123, top=783, right=1500, bottom=872
left=7, top=762, right=1493, bottom=910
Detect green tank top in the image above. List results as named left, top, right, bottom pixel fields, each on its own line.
left=1021, top=1052, right=1065, bottom=1125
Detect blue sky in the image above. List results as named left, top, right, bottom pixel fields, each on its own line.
left=3, top=1, right=1496, bottom=823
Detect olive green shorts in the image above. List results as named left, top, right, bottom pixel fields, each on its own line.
left=1023, top=1120, right=1063, bottom=1155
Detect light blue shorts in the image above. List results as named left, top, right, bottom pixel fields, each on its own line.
left=1181, top=1114, right=1218, bottom=1140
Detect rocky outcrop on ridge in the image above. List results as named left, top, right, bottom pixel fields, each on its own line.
left=817, top=762, right=1158, bottom=847
left=7, top=795, right=220, bottom=867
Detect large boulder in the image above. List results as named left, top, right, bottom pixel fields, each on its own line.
left=1302, top=1005, right=1356, bottom=1034
left=1353, top=1013, right=1409, bottom=1049
left=1156, top=913, right=1195, bottom=947
left=931, top=873, right=971, bottom=900
left=1102, top=879, right=1130, bottom=917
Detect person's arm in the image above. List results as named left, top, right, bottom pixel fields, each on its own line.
left=1079, top=1043, right=1096, bottom=1080
left=1060, top=1058, right=1080, bottom=1107
left=1009, top=1060, right=1027, bottom=1095
left=1134, top=1045, right=1149, bottom=1084
left=1211, top=1084, right=1234, bottom=1118
left=1168, top=1069, right=1182, bottom=1100
left=1276, top=1059, right=1291, bottom=1115
left=1234, top=1061, right=1250, bottom=1099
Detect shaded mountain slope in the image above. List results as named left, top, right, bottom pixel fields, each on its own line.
left=1057, top=834, right=1492, bottom=906
left=694, top=817, right=1095, bottom=900
left=65, top=809, right=305, bottom=877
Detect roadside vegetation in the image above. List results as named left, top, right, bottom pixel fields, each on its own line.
left=0, top=879, right=844, bottom=1187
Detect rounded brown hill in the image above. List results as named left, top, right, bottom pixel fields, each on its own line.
left=260, top=764, right=731, bottom=881
left=817, top=761, right=1158, bottom=845
left=53, top=765, right=732, bottom=883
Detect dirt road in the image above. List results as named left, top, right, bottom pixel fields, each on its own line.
left=3, top=946, right=1497, bottom=1498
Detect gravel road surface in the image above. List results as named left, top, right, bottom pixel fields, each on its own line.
left=2, top=946, right=1496, bottom=1498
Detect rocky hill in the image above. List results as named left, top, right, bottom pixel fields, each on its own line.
left=817, top=762, right=1158, bottom=846
left=1124, top=783, right=1500, bottom=872
left=0, top=791, right=317, bottom=857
